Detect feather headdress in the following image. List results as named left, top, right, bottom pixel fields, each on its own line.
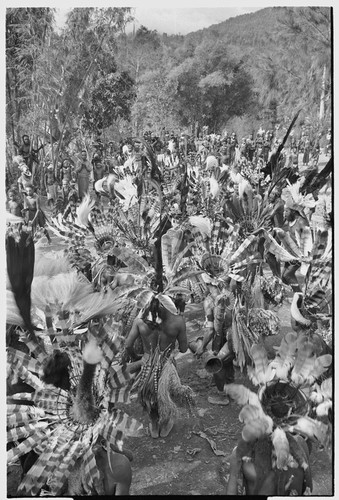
left=6, top=232, right=143, bottom=495
left=225, top=333, right=332, bottom=487
left=281, top=180, right=316, bottom=214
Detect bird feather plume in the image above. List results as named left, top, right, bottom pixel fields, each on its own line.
left=309, top=385, right=324, bottom=405
left=290, top=342, right=316, bottom=386
left=31, top=272, right=93, bottom=311
left=241, top=419, right=268, bottom=442
left=114, top=175, right=138, bottom=210
left=34, top=251, right=70, bottom=277
left=161, top=228, right=184, bottom=273
left=290, top=293, right=311, bottom=326
left=224, top=383, right=261, bottom=408
left=209, top=175, right=220, bottom=199
left=239, top=404, right=262, bottom=423
left=320, top=377, right=332, bottom=400
left=295, top=226, right=313, bottom=258
left=83, top=337, right=103, bottom=365
left=289, top=416, right=328, bottom=443
left=272, top=427, right=290, bottom=470
left=305, top=355, right=332, bottom=384
left=6, top=290, right=25, bottom=326
left=269, top=332, right=298, bottom=380
left=188, top=215, right=212, bottom=238
left=249, top=344, right=273, bottom=385
left=76, top=194, right=96, bottom=227
left=264, top=232, right=299, bottom=262
left=157, top=293, right=178, bottom=315
left=273, top=229, right=301, bottom=258
left=316, top=400, right=332, bottom=417
left=105, top=246, right=150, bottom=274
left=72, top=288, right=126, bottom=326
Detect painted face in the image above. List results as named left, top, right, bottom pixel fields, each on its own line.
left=26, top=187, right=34, bottom=196
left=81, top=151, right=87, bottom=160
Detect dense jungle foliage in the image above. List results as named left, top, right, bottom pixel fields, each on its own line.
left=6, top=6, right=332, bottom=153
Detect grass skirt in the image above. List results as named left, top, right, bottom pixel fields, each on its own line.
left=131, top=347, right=195, bottom=425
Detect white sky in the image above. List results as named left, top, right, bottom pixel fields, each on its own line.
left=55, top=6, right=262, bottom=35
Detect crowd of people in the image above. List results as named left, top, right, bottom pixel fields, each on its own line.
left=6, top=124, right=330, bottom=228
left=6, top=117, right=332, bottom=496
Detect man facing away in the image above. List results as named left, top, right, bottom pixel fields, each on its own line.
left=123, top=298, right=190, bottom=438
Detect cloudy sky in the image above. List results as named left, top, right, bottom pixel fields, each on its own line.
left=54, top=4, right=264, bottom=35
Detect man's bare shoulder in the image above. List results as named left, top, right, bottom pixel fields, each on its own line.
left=134, top=317, right=157, bottom=332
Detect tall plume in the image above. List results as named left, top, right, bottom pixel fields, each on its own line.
left=71, top=338, right=103, bottom=425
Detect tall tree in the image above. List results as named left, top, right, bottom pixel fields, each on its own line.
left=6, top=7, right=55, bottom=142
left=278, top=7, right=332, bottom=123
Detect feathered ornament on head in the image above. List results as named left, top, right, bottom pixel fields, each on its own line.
left=225, top=333, right=332, bottom=482
left=281, top=180, right=316, bottom=215
left=6, top=229, right=143, bottom=496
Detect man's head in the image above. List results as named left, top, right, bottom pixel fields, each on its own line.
left=62, top=179, right=70, bottom=190
left=22, top=135, right=30, bottom=144
left=25, top=184, right=34, bottom=196
left=8, top=189, right=16, bottom=200
left=20, top=163, right=31, bottom=177
left=173, top=294, right=186, bottom=314
left=81, top=149, right=87, bottom=160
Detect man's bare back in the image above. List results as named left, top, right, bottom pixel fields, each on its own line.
left=125, top=308, right=187, bottom=358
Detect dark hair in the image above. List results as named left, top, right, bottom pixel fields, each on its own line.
left=173, top=294, right=186, bottom=313
left=41, top=350, right=71, bottom=391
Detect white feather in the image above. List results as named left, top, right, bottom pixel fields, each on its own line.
left=114, top=175, right=138, bottom=210
left=289, top=416, right=328, bottom=442
left=76, top=194, right=95, bottom=227
left=188, top=215, right=212, bottom=238
left=272, top=427, right=290, bottom=470
left=316, top=400, right=332, bottom=417
left=224, top=383, right=262, bottom=408
left=83, top=337, right=103, bottom=364
left=209, top=175, right=220, bottom=199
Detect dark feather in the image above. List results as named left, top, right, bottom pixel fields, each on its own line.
left=265, top=110, right=301, bottom=186
left=6, top=231, right=35, bottom=335
left=300, top=157, right=332, bottom=195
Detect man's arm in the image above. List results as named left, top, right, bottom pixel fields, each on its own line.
left=124, top=318, right=142, bottom=361
left=195, top=298, right=214, bottom=357
left=177, top=320, right=188, bottom=353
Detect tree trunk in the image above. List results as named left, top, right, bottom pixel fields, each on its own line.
left=319, top=65, right=326, bottom=121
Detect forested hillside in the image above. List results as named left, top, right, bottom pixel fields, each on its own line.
left=117, top=6, right=331, bottom=138
left=6, top=6, right=332, bottom=155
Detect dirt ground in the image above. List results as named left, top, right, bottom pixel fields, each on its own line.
left=7, top=153, right=333, bottom=496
